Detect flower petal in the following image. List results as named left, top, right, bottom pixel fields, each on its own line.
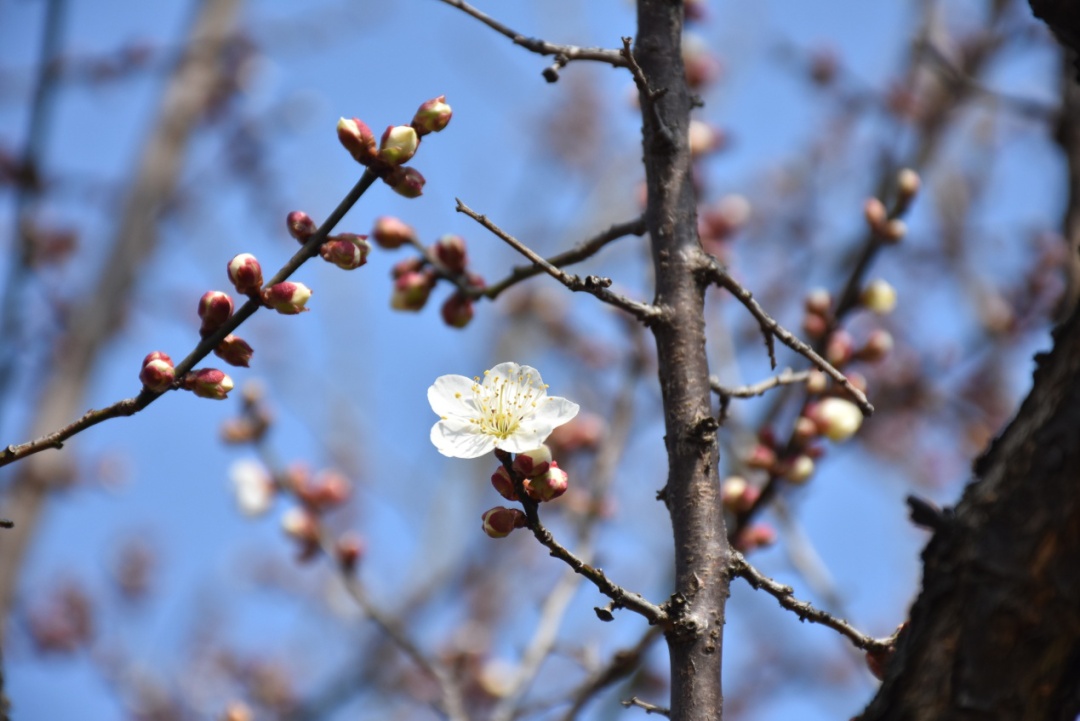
left=529, top=395, right=580, bottom=427
left=430, top=416, right=497, bottom=458
left=428, top=374, right=480, bottom=418
left=496, top=424, right=550, bottom=454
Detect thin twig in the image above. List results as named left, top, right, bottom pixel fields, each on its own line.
left=730, top=550, right=890, bottom=654
left=621, top=696, right=670, bottom=716
left=559, top=626, right=663, bottom=721
left=710, top=369, right=811, bottom=400
left=494, top=449, right=666, bottom=625
left=704, top=259, right=873, bottom=415
left=437, top=0, right=627, bottom=69
left=456, top=200, right=661, bottom=323
left=479, top=215, right=647, bottom=300
left=0, top=170, right=379, bottom=469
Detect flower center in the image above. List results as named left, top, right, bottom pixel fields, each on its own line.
left=471, top=370, right=541, bottom=440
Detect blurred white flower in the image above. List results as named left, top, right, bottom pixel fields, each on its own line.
left=229, top=459, right=274, bottom=516
left=428, top=362, right=579, bottom=459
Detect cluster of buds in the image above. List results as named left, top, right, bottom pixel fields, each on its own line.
left=482, top=444, right=570, bottom=539
left=862, top=166, right=919, bottom=244
left=804, top=285, right=894, bottom=367
left=199, top=283, right=256, bottom=367
left=336, top=96, right=452, bottom=198
left=278, top=465, right=361, bottom=566
left=139, top=351, right=176, bottom=393
left=381, top=224, right=484, bottom=329
left=745, top=426, right=823, bottom=487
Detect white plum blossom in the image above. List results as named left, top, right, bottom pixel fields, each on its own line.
left=229, top=459, right=274, bottom=516
left=428, top=362, right=580, bottom=459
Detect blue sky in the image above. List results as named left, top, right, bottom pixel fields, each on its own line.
left=0, top=1, right=1063, bottom=719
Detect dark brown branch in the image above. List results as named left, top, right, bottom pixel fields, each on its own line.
left=479, top=215, right=647, bottom=300
left=704, top=259, right=873, bottom=415
left=731, top=551, right=891, bottom=654
left=559, top=627, right=664, bottom=721
left=456, top=200, right=661, bottom=323
left=437, top=0, right=627, bottom=69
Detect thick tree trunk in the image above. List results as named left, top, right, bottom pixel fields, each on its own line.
left=635, top=1, right=730, bottom=719
left=858, top=300, right=1080, bottom=721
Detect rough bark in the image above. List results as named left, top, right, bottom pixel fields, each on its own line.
left=635, top=1, right=729, bottom=719
left=857, top=291, right=1080, bottom=721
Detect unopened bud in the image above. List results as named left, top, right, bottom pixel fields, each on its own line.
left=379, top=125, right=419, bottom=166
left=198, top=291, right=234, bottom=337
left=384, top=166, right=425, bottom=198
left=896, top=168, right=920, bottom=208
left=372, top=216, right=417, bottom=249
left=735, top=523, right=776, bottom=553
left=513, top=446, right=552, bottom=478
left=826, top=329, right=854, bottom=367
left=336, top=532, right=365, bottom=573
left=221, top=701, right=254, bottom=721
left=182, top=368, right=234, bottom=400
left=320, top=233, right=371, bottom=270
left=286, top=210, right=318, bottom=242
left=214, top=334, right=254, bottom=367
left=524, top=462, right=569, bottom=502
left=793, top=415, right=819, bottom=442
left=882, top=218, right=907, bottom=243
left=390, top=271, right=434, bottom=311
left=139, top=357, right=176, bottom=392
left=804, top=288, right=832, bottom=316
left=412, top=95, right=452, bottom=136
left=262, top=282, right=312, bottom=315
left=281, top=507, right=320, bottom=543
left=858, top=329, right=894, bottom=362
left=864, top=197, right=887, bottom=231
left=336, top=117, right=377, bottom=165
left=805, top=369, right=828, bottom=395
left=481, top=506, right=527, bottom=538
left=227, top=253, right=263, bottom=295
left=784, top=454, right=815, bottom=484
left=746, top=444, right=777, bottom=470
left=433, top=234, right=468, bottom=274
left=861, top=279, right=897, bottom=315
left=721, top=476, right=759, bottom=513
left=491, top=466, right=518, bottom=501
left=808, top=397, right=863, bottom=442
left=688, top=120, right=726, bottom=157
left=440, top=293, right=474, bottom=328
left=391, top=256, right=425, bottom=279
left=802, top=312, right=828, bottom=339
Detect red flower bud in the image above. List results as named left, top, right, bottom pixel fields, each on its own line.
left=198, top=291, right=234, bottom=337
left=523, top=462, right=569, bottom=502
left=372, top=216, right=417, bottom=250
left=440, top=293, right=474, bottom=328
left=142, top=351, right=173, bottom=367
left=182, top=368, right=234, bottom=400
left=139, top=357, right=176, bottom=393
left=512, top=446, right=552, bottom=478
left=378, top=125, right=419, bottom=166
left=262, top=282, right=312, bottom=315
left=286, top=210, right=318, bottom=242
left=390, top=271, right=434, bottom=311
left=481, top=506, right=527, bottom=539
left=383, top=166, right=425, bottom=198
left=336, top=117, right=377, bottom=165
left=214, top=334, right=254, bottom=368
left=491, top=466, right=518, bottom=501
left=336, top=532, right=365, bottom=573
left=319, top=233, right=371, bottom=270
left=227, top=253, right=263, bottom=295
left=411, top=95, right=452, bottom=136
left=433, top=234, right=468, bottom=274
